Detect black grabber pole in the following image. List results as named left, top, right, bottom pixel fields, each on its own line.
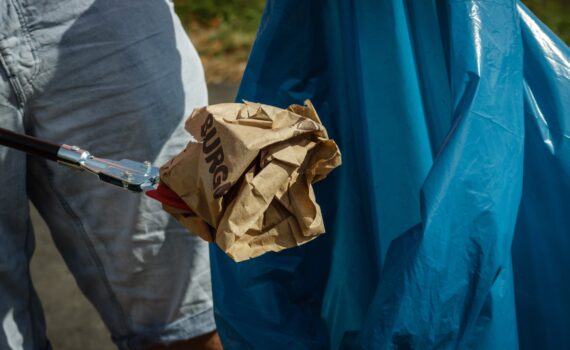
left=0, top=127, right=61, bottom=161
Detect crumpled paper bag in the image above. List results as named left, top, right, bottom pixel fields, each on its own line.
left=160, top=100, right=341, bottom=261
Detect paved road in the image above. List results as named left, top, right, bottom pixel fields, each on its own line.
left=29, top=84, right=237, bottom=350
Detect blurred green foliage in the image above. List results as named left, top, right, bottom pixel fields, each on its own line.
left=524, top=0, right=570, bottom=44
left=174, top=0, right=264, bottom=32
left=174, top=0, right=265, bottom=57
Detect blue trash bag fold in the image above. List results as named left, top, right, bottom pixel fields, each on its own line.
left=209, top=1, right=570, bottom=349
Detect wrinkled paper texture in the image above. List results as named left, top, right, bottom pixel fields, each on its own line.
left=160, top=100, right=341, bottom=261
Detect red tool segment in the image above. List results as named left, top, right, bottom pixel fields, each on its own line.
left=146, top=183, right=193, bottom=212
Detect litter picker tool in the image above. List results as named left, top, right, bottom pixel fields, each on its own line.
left=1, top=100, right=342, bottom=261
left=0, top=127, right=160, bottom=193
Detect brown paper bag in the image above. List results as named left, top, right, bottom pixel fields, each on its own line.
left=160, top=100, right=341, bottom=261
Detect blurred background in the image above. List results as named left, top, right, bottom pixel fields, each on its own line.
left=30, top=1, right=568, bottom=349
left=175, top=0, right=265, bottom=84
left=525, top=0, right=570, bottom=43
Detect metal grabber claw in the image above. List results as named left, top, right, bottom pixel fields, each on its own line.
left=0, top=127, right=159, bottom=192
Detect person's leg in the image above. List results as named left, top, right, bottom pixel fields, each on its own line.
left=0, top=2, right=51, bottom=348
left=0, top=108, right=49, bottom=350
left=18, top=0, right=217, bottom=348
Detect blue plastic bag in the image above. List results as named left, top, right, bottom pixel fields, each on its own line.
left=209, top=1, right=570, bottom=348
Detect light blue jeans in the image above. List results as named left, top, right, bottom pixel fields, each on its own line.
left=0, top=1, right=214, bottom=349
